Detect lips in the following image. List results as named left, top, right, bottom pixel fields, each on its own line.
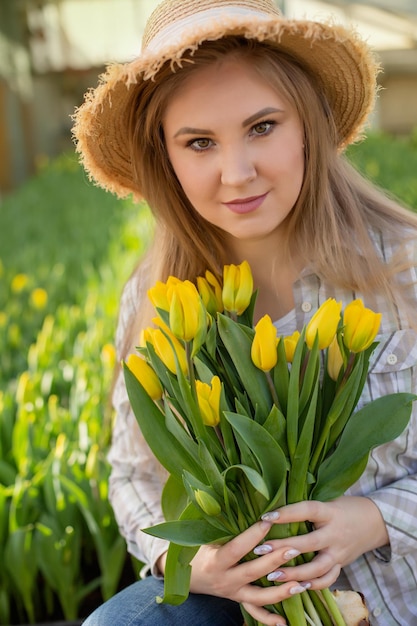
left=223, top=192, right=269, bottom=214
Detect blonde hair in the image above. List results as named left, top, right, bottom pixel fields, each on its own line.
left=124, top=36, right=417, bottom=350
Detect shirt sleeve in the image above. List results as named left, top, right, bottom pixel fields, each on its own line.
left=107, top=270, right=169, bottom=578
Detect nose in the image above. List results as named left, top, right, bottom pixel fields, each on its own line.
left=220, top=146, right=256, bottom=187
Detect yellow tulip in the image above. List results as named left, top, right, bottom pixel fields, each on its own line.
left=169, top=280, right=206, bottom=342
left=305, top=298, right=342, bottom=350
left=147, top=276, right=181, bottom=312
left=327, top=336, right=344, bottom=381
left=222, top=260, right=253, bottom=316
left=195, top=376, right=221, bottom=427
left=194, top=489, right=222, bottom=516
left=126, top=353, right=163, bottom=401
left=251, top=315, right=279, bottom=371
left=197, top=270, right=224, bottom=316
left=283, top=330, right=301, bottom=363
left=144, top=324, right=188, bottom=374
left=343, top=299, right=382, bottom=353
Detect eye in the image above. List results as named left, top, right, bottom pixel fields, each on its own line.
left=251, top=121, right=275, bottom=136
left=187, top=138, right=213, bottom=152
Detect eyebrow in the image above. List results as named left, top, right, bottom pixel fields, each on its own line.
left=173, top=107, right=284, bottom=138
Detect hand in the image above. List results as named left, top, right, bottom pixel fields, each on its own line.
left=260, top=496, right=389, bottom=590
left=188, top=519, right=311, bottom=626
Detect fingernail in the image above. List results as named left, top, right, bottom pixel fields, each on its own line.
left=261, top=510, right=280, bottom=522
left=290, top=582, right=311, bottom=595
left=253, top=543, right=273, bottom=555
left=267, top=570, right=285, bottom=581
left=283, top=548, right=300, bottom=560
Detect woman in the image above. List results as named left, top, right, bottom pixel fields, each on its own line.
left=73, top=1, right=417, bottom=624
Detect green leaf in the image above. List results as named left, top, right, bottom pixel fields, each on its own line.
left=159, top=542, right=199, bottom=606
left=162, top=474, right=188, bottom=521
left=312, top=393, right=416, bottom=501
left=288, top=377, right=319, bottom=504
left=273, top=339, right=290, bottom=413
left=217, top=314, right=272, bottom=417
left=124, top=365, right=205, bottom=481
left=263, top=404, right=288, bottom=458
left=286, top=328, right=307, bottom=459
left=143, top=519, right=233, bottom=546
left=224, top=412, right=287, bottom=503
left=224, top=464, right=270, bottom=500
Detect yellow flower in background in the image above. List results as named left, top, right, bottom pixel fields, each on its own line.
left=194, top=489, right=221, bottom=516
left=11, top=273, right=29, bottom=293
left=195, top=376, right=221, bottom=427
left=197, top=270, right=224, bottom=316
left=305, top=298, right=342, bottom=350
left=144, top=324, right=187, bottom=374
left=222, top=260, right=253, bottom=315
left=147, top=276, right=181, bottom=312
left=251, top=315, right=278, bottom=371
left=169, top=280, right=206, bottom=342
left=284, top=330, right=301, bottom=363
left=0, top=312, right=7, bottom=327
left=30, top=287, right=48, bottom=310
left=343, top=299, right=382, bottom=353
left=327, top=336, right=344, bottom=381
left=126, top=353, right=163, bottom=401
left=101, top=343, right=116, bottom=368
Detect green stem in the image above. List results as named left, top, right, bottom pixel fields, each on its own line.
left=266, top=370, right=281, bottom=409
left=318, top=589, right=347, bottom=626
left=185, top=341, right=197, bottom=402
left=310, top=352, right=356, bottom=473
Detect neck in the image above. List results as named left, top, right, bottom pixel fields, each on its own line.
left=224, top=233, right=304, bottom=322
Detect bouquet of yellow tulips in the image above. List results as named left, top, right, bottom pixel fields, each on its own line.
left=123, top=261, right=414, bottom=626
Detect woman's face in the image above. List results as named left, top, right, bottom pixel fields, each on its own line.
left=163, top=57, right=305, bottom=252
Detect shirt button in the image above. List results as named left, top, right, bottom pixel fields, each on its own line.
left=301, top=302, right=312, bottom=313
left=373, top=608, right=382, bottom=617
left=386, top=353, right=397, bottom=365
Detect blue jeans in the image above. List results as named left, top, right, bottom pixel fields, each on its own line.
left=82, top=576, right=243, bottom=625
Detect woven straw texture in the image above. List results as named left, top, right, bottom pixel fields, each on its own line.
left=72, top=0, right=379, bottom=200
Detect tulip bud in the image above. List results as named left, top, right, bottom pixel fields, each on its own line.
left=222, top=260, right=253, bottom=316
left=283, top=330, right=301, bottom=363
left=251, top=315, right=279, bottom=371
left=305, top=298, right=342, bottom=350
left=169, top=281, right=207, bottom=343
left=194, top=489, right=222, bottom=516
left=144, top=324, right=187, bottom=374
left=343, top=299, right=381, bottom=353
left=126, top=353, right=163, bottom=400
left=195, top=376, right=221, bottom=427
left=197, top=270, right=224, bottom=316
left=147, top=276, right=181, bottom=312
left=327, top=336, right=344, bottom=381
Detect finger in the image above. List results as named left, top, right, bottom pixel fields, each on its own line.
left=263, top=500, right=331, bottom=526
left=218, top=519, right=273, bottom=568
left=239, top=579, right=311, bottom=607
left=238, top=546, right=302, bottom=586
left=265, top=550, right=340, bottom=586
left=242, top=601, right=287, bottom=626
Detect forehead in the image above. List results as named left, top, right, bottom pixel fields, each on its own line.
left=163, top=57, right=290, bottom=125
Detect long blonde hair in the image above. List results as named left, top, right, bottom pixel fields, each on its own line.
left=124, top=36, right=417, bottom=349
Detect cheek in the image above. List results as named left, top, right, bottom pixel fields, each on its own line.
left=174, top=159, right=215, bottom=201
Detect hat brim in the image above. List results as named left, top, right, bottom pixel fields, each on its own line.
left=72, top=15, right=379, bottom=200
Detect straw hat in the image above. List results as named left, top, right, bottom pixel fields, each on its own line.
left=72, top=0, right=379, bottom=200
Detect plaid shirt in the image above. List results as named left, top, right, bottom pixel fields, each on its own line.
left=108, top=230, right=417, bottom=625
